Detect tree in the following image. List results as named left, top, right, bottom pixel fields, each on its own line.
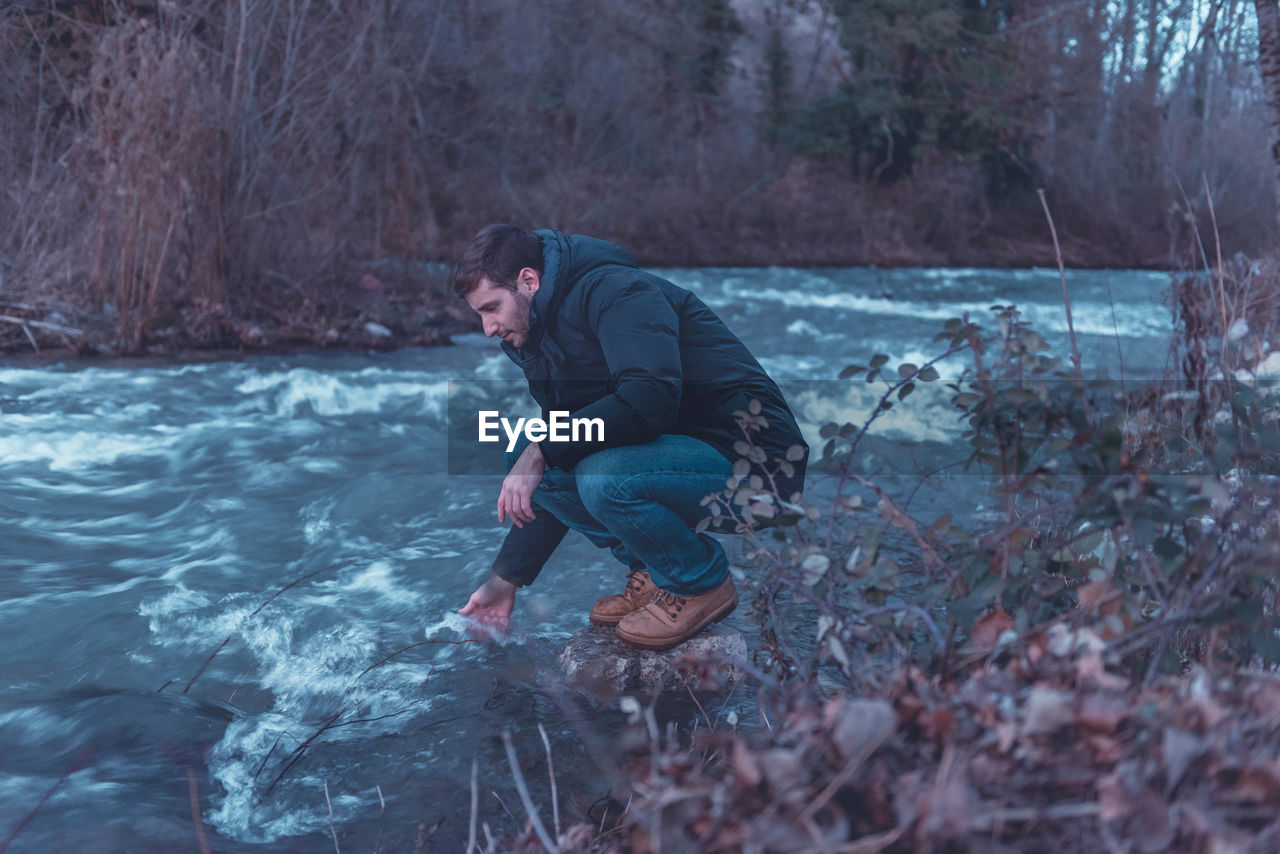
left=1256, top=0, right=1280, bottom=234
left=783, top=0, right=1026, bottom=186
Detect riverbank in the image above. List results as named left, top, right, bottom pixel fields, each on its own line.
left=0, top=264, right=479, bottom=359
left=2, top=253, right=1178, bottom=360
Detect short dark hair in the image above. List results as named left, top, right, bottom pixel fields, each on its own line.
left=451, top=224, right=544, bottom=298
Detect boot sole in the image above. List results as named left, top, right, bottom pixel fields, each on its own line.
left=588, top=611, right=626, bottom=627
left=614, top=592, right=737, bottom=651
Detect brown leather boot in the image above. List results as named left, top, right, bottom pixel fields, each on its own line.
left=588, top=570, right=657, bottom=627
left=615, top=575, right=737, bottom=650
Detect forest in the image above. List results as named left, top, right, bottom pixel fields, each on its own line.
left=0, top=0, right=1276, bottom=352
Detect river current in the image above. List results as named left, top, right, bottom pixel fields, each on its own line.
left=0, top=267, right=1174, bottom=851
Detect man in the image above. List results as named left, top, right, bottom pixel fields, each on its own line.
left=455, top=224, right=806, bottom=649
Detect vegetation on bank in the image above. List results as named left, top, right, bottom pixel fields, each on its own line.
left=1, top=1, right=1273, bottom=355
left=487, top=256, right=1280, bottom=853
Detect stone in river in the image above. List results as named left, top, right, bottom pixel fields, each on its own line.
left=559, top=624, right=746, bottom=695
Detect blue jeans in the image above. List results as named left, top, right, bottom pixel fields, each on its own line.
left=507, top=434, right=733, bottom=595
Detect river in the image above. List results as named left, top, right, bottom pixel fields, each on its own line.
left=0, top=267, right=1175, bottom=852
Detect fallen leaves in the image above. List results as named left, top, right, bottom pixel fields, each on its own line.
left=572, top=642, right=1280, bottom=854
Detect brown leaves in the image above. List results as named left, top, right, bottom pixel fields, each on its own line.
left=970, top=608, right=1014, bottom=648
left=823, top=697, right=897, bottom=764
left=1021, top=685, right=1076, bottom=735
left=580, top=644, right=1280, bottom=854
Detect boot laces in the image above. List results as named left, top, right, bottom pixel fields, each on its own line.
left=625, top=571, right=648, bottom=595
left=651, top=588, right=687, bottom=620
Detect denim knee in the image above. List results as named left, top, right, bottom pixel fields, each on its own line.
left=576, top=472, right=627, bottom=519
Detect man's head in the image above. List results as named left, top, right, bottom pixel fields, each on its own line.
left=452, top=224, right=544, bottom=349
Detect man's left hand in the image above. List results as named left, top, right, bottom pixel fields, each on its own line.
left=498, top=441, right=545, bottom=527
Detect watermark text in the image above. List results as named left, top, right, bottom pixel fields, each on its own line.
left=477, top=410, right=604, bottom=452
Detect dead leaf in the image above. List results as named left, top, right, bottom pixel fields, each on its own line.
left=1097, top=771, right=1131, bottom=822
left=921, top=707, right=956, bottom=745
left=1221, top=766, right=1280, bottom=804
left=1088, top=733, right=1125, bottom=763
left=996, top=721, right=1018, bottom=753
left=761, top=747, right=808, bottom=799
left=971, top=608, right=1015, bottom=648
left=1075, top=650, right=1130, bottom=691
left=1077, top=579, right=1117, bottom=610
left=916, top=775, right=976, bottom=843
left=1079, top=692, right=1129, bottom=733
left=876, top=496, right=918, bottom=535
left=1131, top=788, right=1175, bottom=854
left=1162, top=728, right=1206, bottom=795
left=1245, top=678, right=1280, bottom=722
left=730, top=740, right=762, bottom=788
left=1022, top=685, right=1075, bottom=736
left=823, top=697, right=896, bottom=764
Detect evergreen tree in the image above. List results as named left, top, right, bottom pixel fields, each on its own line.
left=784, top=0, right=1026, bottom=187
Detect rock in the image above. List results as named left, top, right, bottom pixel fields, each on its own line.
left=363, top=321, right=392, bottom=338
left=559, top=624, right=746, bottom=695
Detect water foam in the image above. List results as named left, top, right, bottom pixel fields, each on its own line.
left=236, top=369, right=449, bottom=418
left=0, top=425, right=180, bottom=471
left=717, top=283, right=1171, bottom=338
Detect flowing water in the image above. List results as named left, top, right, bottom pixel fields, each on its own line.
left=0, top=267, right=1174, bottom=852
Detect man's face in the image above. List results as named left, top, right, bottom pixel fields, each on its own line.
left=465, top=273, right=537, bottom=349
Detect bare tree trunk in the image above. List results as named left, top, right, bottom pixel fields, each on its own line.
left=1256, top=0, right=1280, bottom=233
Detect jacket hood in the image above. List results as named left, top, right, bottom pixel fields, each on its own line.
left=505, top=230, right=637, bottom=361
left=536, top=230, right=638, bottom=300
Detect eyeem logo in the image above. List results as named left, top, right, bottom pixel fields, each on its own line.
left=477, top=410, right=604, bottom=452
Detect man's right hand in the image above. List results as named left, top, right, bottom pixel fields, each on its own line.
left=459, top=574, right=517, bottom=636
left=498, top=441, right=545, bottom=528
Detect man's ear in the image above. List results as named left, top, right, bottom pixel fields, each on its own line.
left=517, top=267, right=541, bottom=295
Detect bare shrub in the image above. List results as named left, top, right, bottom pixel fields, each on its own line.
left=77, top=17, right=225, bottom=350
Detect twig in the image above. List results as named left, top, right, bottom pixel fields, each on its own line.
left=1203, top=174, right=1230, bottom=369
left=501, top=730, right=561, bottom=853
left=264, top=707, right=347, bottom=794
left=685, top=683, right=713, bottom=731
left=467, top=758, right=479, bottom=854
left=825, top=827, right=903, bottom=853
left=186, top=768, right=213, bottom=854
left=0, top=314, right=81, bottom=337
left=490, top=791, right=515, bottom=821
left=374, top=784, right=386, bottom=854
left=357, top=638, right=483, bottom=678
left=857, top=603, right=946, bottom=650
left=253, top=728, right=301, bottom=780
left=822, top=342, right=970, bottom=550
left=1037, top=189, right=1089, bottom=420
left=181, top=565, right=329, bottom=694
left=324, top=780, right=341, bottom=854
left=2, top=750, right=93, bottom=854
left=537, top=724, right=561, bottom=840
left=970, top=801, right=1101, bottom=828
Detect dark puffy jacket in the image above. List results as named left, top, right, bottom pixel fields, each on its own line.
left=492, top=230, right=807, bottom=586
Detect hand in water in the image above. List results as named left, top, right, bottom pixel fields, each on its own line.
left=459, top=575, right=517, bottom=637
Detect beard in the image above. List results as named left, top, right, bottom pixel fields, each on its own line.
left=506, top=287, right=533, bottom=348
